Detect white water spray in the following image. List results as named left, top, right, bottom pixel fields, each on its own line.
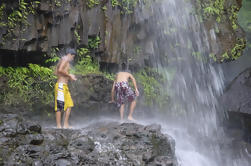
left=133, top=0, right=251, bottom=165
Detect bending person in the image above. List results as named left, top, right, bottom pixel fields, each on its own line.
left=110, top=63, right=139, bottom=121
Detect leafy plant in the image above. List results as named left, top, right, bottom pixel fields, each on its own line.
left=229, top=5, right=239, bottom=30
left=0, top=64, right=55, bottom=106
left=87, top=0, right=100, bottom=8
left=88, top=36, right=101, bottom=49
left=0, top=0, right=40, bottom=44
left=72, top=55, right=100, bottom=75
left=198, top=0, right=225, bottom=23
left=135, top=68, right=168, bottom=106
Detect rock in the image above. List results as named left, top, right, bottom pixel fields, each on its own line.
left=25, top=134, right=44, bottom=145
left=0, top=0, right=245, bottom=67
left=0, top=114, right=177, bottom=165
left=222, top=67, right=251, bottom=114
left=222, top=67, right=251, bottom=157
left=69, top=74, right=117, bottom=117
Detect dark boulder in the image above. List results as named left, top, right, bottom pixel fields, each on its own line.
left=222, top=68, right=251, bottom=156
left=0, top=114, right=177, bottom=166
left=222, top=67, right=251, bottom=114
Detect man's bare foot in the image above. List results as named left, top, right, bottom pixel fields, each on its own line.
left=63, top=125, right=72, bottom=129
left=57, top=125, right=62, bottom=129
left=128, top=116, right=136, bottom=121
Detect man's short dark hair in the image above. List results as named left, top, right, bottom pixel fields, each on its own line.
left=66, top=48, right=77, bottom=56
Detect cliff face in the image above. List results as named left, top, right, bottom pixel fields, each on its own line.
left=0, top=0, right=247, bottom=66
left=0, top=0, right=157, bottom=68
left=193, top=0, right=246, bottom=61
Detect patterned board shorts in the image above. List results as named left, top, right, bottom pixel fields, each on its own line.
left=115, top=81, right=136, bottom=108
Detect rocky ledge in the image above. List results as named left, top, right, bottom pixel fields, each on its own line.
left=0, top=114, right=177, bottom=166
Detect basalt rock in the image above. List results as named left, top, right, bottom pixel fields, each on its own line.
left=222, top=68, right=251, bottom=153
left=0, top=0, right=246, bottom=67
left=0, top=114, right=177, bottom=166
left=222, top=67, right=251, bottom=115
left=69, top=74, right=117, bottom=117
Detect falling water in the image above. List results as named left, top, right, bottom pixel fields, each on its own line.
left=134, top=0, right=250, bottom=165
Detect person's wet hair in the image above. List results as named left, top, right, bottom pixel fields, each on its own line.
left=66, top=48, right=77, bottom=56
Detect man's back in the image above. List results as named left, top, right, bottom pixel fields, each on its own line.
left=116, top=72, right=131, bottom=83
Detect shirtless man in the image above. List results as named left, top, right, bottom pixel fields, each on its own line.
left=110, top=65, right=139, bottom=121
left=54, top=49, right=77, bottom=128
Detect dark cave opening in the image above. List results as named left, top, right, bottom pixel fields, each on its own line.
left=0, top=50, right=47, bottom=67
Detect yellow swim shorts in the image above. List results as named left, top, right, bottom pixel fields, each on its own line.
left=54, top=83, right=74, bottom=112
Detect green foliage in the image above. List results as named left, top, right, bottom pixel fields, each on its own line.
left=202, top=0, right=225, bottom=22
left=229, top=5, right=239, bottom=30
left=111, top=0, right=140, bottom=14
left=44, top=48, right=60, bottom=64
left=77, top=47, right=89, bottom=56
left=104, top=73, right=115, bottom=80
left=133, top=46, right=142, bottom=56
left=0, top=4, right=6, bottom=27
left=54, top=0, right=62, bottom=7
left=216, top=38, right=246, bottom=61
left=102, top=5, right=107, bottom=11
left=72, top=55, right=100, bottom=75
left=135, top=68, right=168, bottom=106
left=0, top=0, right=40, bottom=43
left=0, top=64, right=55, bottom=106
left=88, top=36, right=101, bottom=50
left=230, top=38, right=246, bottom=60
left=87, top=0, right=100, bottom=8
left=112, top=0, right=120, bottom=7
left=209, top=53, right=217, bottom=61
left=74, top=29, right=81, bottom=44
left=221, top=52, right=229, bottom=62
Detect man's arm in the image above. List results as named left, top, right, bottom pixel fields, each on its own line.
left=58, top=59, right=77, bottom=81
left=129, top=73, right=139, bottom=96
left=111, top=81, right=115, bottom=102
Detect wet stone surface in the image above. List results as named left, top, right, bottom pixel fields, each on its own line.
left=0, top=114, right=177, bottom=166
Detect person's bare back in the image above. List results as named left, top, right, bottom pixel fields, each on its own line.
left=115, top=72, right=132, bottom=83
left=111, top=71, right=139, bottom=121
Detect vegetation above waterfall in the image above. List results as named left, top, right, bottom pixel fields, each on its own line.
left=193, top=0, right=246, bottom=62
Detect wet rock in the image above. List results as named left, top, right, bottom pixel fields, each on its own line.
left=222, top=67, right=251, bottom=114
left=69, top=74, right=117, bottom=117
left=0, top=0, right=245, bottom=67
left=25, top=134, right=44, bottom=145
left=222, top=68, right=251, bottom=158
left=0, top=114, right=177, bottom=165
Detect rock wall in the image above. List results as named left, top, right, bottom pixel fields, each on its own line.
left=0, top=0, right=247, bottom=66
left=193, top=0, right=246, bottom=61
left=221, top=67, right=251, bottom=156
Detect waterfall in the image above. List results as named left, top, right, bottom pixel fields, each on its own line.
left=134, top=0, right=250, bottom=165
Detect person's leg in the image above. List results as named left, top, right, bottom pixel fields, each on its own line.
left=56, top=111, right=62, bottom=128
left=120, top=104, right=125, bottom=121
left=128, top=100, right=136, bottom=120
left=63, top=107, right=71, bottom=129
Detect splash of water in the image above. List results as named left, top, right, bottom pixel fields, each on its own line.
left=133, top=0, right=250, bottom=165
